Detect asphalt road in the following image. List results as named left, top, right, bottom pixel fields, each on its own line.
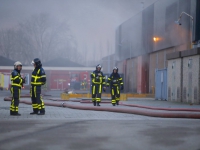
left=0, top=119, right=200, bottom=150
left=0, top=90, right=200, bottom=150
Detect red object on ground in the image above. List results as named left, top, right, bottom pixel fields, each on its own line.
left=4, top=96, right=200, bottom=119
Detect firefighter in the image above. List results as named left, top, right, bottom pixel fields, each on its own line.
left=30, top=58, right=46, bottom=115
left=10, top=61, right=25, bottom=116
left=107, top=67, right=124, bottom=106
left=90, top=64, right=106, bottom=106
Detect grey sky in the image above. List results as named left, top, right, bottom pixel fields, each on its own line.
left=0, top=0, right=158, bottom=62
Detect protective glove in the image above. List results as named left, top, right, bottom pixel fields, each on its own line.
left=98, top=73, right=102, bottom=76
left=22, top=77, right=26, bottom=84
left=121, top=85, right=124, bottom=90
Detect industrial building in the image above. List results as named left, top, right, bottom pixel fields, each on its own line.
left=109, top=0, right=200, bottom=103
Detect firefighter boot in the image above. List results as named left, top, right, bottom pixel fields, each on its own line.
left=93, top=101, right=96, bottom=106
left=15, top=112, right=21, bottom=116
left=11, top=112, right=21, bottom=116
left=30, top=112, right=37, bottom=115
left=38, top=109, right=45, bottom=115
left=116, top=101, right=119, bottom=105
left=30, top=110, right=38, bottom=115
left=97, top=102, right=101, bottom=106
left=38, top=112, right=45, bottom=115
left=112, top=103, right=116, bottom=106
left=10, top=110, right=14, bottom=115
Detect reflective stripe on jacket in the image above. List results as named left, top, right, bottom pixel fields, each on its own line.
left=11, top=70, right=23, bottom=87
left=90, top=70, right=106, bottom=86
left=31, top=68, right=46, bottom=86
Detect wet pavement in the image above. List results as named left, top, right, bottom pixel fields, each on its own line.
left=0, top=90, right=200, bottom=150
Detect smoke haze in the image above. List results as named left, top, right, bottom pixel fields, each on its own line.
left=0, top=0, right=158, bottom=65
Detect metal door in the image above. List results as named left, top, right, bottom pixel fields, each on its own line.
left=155, top=69, right=168, bottom=100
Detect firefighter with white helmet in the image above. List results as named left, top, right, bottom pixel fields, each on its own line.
left=90, top=64, right=106, bottom=106
left=30, top=58, right=46, bottom=115
left=107, top=67, right=124, bottom=106
left=10, top=61, right=25, bottom=116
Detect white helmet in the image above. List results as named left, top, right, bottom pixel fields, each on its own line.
left=14, top=61, right=22, bottom=69
left=96, top=64, right=102, bottom=70
left=113, top=67, right=118, bottom=73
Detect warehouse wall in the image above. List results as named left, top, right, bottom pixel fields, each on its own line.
left=126, top=58, right=138, bottom=93
left=115, top=0, right=197, bottom=93
left=116, top=0, right=195, bottom=61
left=167, top=58, right=182, bottom=102
left=182, top=55, right=200, bottom=104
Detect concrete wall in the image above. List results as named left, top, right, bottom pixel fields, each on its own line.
left=116, top=0, right=195, bottom=61
left=116, top=60, right=124, bottom=74
left=166, top=48, right=200, bottom=104
left=116, top=55, right=149, bottom=93
left=126, top=58, right=137, bottom=93
left=116, top=43, right=191, bottom=94
left=149, top=45, right=188, bottom=93
left=137, top=55, right=149, bottom=94
left=149, top=47, right=174, bottom=93
left=182, top=55, right=200, bottom=104
left=167, top=58, right=182, bottom=102
left=114, top=0, right=198, bottom=94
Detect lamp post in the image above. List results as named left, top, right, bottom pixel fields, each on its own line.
left=175, top=12, right=194, bottom=48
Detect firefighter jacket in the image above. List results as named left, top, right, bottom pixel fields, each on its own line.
left=31, top=67, right=46, bottom=86
left=107, top=73, right=123, bottom=87
left=11, top=69, right=23, bottom=88
left=90, top=70, right=106, bottom=86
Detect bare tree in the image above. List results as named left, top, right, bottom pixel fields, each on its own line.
left=19, top=13, right=55, bottom=62
left=0, top=13, right=82, bottom=65
left=14, top=29, right=35, bottom=64
left=0, top=29, right=17, bottom=59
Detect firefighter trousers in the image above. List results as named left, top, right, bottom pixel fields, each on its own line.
left=92, top=84, right=102, bottom=102
left=110, top=86, right=120, bottom=104
left=10, top=86, right=21, bottom=114
left=31, top=85, right=45, bottom=113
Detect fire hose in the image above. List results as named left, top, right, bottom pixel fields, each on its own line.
left=4, top=96, right=200, bottom=119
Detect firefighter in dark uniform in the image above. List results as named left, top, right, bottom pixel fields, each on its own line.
left=10, top=61, right=25, bottom=116
left=107, top=67, right=124, bottom=106
left=90, top=64, right=106, bottom=106
left=30, top=58, right=46, bottom=115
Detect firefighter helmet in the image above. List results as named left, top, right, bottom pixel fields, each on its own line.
left=96, top=64, right=102, bottom=70
left=31, top=58, right=42, bottom=67
left=113, top=67, right=118, bottom=73
left=14, top=61, right=22, bottom=69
